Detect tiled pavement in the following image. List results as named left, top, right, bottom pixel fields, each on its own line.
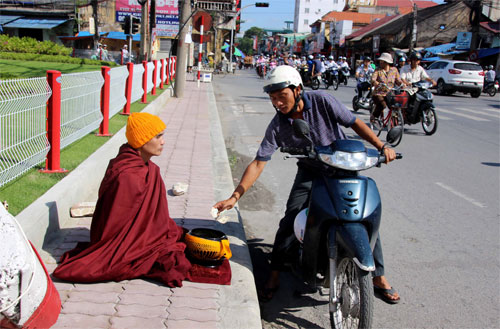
left=40, top=81, right=260, bottom=328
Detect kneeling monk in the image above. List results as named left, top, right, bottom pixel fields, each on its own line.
left=53, top=113, right=192, bottom=287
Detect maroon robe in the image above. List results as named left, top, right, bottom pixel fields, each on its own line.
left=53, top=144, right=192, bottom=287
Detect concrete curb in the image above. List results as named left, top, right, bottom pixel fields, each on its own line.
left=17, top=88, right=174, bottom=250
left=206, top=83, right=261, bottom=328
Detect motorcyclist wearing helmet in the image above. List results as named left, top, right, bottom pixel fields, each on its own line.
left=400, top=51, right=436, bottom=87
left=213, top=65, right=399, bottom=303
left=355, top=56, right=374, bottom=99
left=397, top=56, right=407, bottom=71
left=325, top=55, right=340, bottom=70
left=485, top=65, right=496, bottom=83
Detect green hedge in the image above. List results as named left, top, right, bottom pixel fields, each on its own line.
left=0, top=52, right=117, bottom=67
left=0, top=35, right=72, bottom=56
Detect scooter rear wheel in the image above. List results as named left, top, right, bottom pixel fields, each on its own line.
left=330, top=257, right=373, bottom=329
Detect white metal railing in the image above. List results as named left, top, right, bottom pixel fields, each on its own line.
left=130, top=63, right=145, bottom=103
left=109, top=66, right=129, bottom=117
left=156, top=62, right=162, bottom=88
left=60, top=71, right=104, bottom=149
left=146, top=62, right=154, bottom=93
left=0, top=78, right=51, bottom=187
left=162, top=61, right=167, bottom=85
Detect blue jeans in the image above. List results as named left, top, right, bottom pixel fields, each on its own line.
left=271, top=165, right=385, bottom=277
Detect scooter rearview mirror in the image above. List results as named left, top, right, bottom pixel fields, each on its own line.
left=292, top=119, right=314, bottom=147
left=292, top=119, right=310, bottom=138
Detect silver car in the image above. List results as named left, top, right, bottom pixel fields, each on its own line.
left=426, top=59, right=484, bottom=98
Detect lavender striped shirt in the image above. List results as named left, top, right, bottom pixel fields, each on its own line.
left=256, top=90, right=356, bottom=162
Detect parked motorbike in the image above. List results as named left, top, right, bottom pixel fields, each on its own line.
left=281, top=119, right=402, bottom=329
left=482, top=80, right=498, bottom=97
left=352, top=80, right=373, bottom=112
left=338, top=67, right=350, bottom=86
left=323, top=67, right=340, bottom=90
left=299, top=66, right=320, bottom=90
left=403, top=81, right=438, bottom=135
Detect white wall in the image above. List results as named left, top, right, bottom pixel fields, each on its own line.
left=294, top=0, right=346, bottom=33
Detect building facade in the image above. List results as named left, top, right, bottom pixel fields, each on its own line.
left=294, top=0, right=346, bottom=33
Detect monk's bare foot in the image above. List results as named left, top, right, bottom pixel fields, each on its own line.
left=373, top=275, right=400, bottom=304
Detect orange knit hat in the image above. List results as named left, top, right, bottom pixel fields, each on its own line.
left=126, top=112, right=166, bottom=148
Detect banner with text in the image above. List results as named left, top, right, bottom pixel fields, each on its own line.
left=115, top=0, right=179, bottom=37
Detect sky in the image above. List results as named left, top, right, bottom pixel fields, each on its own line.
left=239, top=0, right=445, bottom=36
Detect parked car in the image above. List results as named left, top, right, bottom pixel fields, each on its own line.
left=426, top=60, right=484, bottom=98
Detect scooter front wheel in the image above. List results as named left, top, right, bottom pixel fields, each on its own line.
left=333, top=79, right=339, bottom=91
left=311, top=78, right=320, bottom=90
left=330, top=257, right=373, bottom=329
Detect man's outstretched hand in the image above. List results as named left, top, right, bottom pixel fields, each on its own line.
left=213, top=196, right=237, bottom=215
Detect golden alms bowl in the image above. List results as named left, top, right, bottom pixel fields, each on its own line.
left=185, top=228, right=232, bottom=261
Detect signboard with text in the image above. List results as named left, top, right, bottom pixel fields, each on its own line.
left=456, top=32, right=472, bottom=50
left=116, top=0, right=179, bottom=37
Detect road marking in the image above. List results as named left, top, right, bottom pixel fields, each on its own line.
left=435, top=108, right=489, bottom=121
left=437, top=114, right=453, bottom=120
left=455, top=107, right=500, bottom=119
left=476, top=107, right=500, bottom=114
left=435, top=182, right=487, bottom=208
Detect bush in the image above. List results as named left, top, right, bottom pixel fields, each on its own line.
left=0, top=35, right=72, bottom=56
left=0, top=52, right=117, bottom=66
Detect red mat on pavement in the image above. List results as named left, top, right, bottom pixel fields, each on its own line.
left=188, top=258, right=231, bottom=285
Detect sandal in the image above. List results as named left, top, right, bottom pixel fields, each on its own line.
left=374, top=285, right=400, bottom=304
left=257, top=285, right=280, bottom=303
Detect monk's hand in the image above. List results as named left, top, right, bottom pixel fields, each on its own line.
left=213, top=196, right=237, bottom=215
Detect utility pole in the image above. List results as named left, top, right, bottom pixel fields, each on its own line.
left=470, top=0, right=482, bottom=51
left=138, top=0, right=149, bottom=62
left=174, top=0, right=192, bottom=98
left=410, top=3, right=417, bottom=52
left=149, top=0, right=156, bottom=61
left=91, top=0, right=99, bottom=46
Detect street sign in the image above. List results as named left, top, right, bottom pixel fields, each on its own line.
left=456, top=32, right=472, bottom=50
left=193, top=11, right=212, bottom=32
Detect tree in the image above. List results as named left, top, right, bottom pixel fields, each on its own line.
left=243, top=27, right=266, bottom=40
left=237, top=37, right=254, bottom=56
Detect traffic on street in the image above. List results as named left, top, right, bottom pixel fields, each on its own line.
left=213, top=67, right=499, bottom=329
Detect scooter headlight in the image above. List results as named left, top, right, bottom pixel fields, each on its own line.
left=319, top=151, right=378, bottom=170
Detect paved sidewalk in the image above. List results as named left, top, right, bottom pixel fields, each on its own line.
left=41, top=81, right=261, bottom=329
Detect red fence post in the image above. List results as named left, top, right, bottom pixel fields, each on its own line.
left=152, top=60, right=157, bottom=95
left=141, top=60, right=148, bottom=103
left=121, top=62, right=134, bottom=115
left=97, top=66, right=113, bottom=137
left=40, top=70, right=68, bottom=174
left=160, top=58, right=165, bottom=89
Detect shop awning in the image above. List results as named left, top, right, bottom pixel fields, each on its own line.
left=3, top=18, right=69, bottom=29
left=0, top=15, right=22, bottom=25
left=103, top=31, right=140, bottom=42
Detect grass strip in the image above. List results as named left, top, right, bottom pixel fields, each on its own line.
left=0, top=86, right=171, bottom=215
left=0, top=59, right=107, bottom=79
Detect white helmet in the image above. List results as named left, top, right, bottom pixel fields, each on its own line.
left=294, top=208, right=308, bottom=243
left=308, top=54, right=314, bottom=59
left=328, top=55, right=334, bottom=60
left=263, top=65, right=303, bottom=93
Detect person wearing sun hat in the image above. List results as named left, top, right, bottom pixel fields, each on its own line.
left=54, top=112, right=193, bottom=287
left=370, top=52, right=404, bottom=126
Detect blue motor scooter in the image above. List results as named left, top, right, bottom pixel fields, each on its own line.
left=281, top=119, right=402, bottom=329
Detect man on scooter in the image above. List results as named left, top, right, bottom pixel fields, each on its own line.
left=400, top=51, right=436, bottom=87
left=355, top=56, right=374, bottom=100
left=213, top=65, right=400, bottom=304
